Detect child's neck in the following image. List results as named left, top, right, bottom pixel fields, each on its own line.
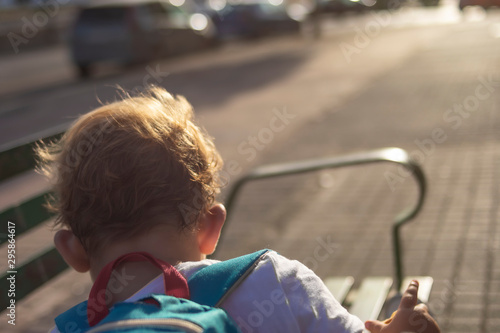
left=102, top=261, right=173, bottom=305
left=88, top=227, right=204, bottom=306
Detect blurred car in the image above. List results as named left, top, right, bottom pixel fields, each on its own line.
left=216, top=0, right=309, bottom=39
left=69, top=0, right=217, bottom=77
left=459, top=0, right=500, bottom=9
left=181, top=0, right=227, bottom=30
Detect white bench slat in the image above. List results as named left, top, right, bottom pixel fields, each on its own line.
left=349, top=277, right=393, bottom=322
left=324, top=276, right=354, bottom=304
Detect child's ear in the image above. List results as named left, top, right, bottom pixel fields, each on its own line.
left=197, top=204, right=226, bottom=255
left=54, top=229, right=91, bottom=273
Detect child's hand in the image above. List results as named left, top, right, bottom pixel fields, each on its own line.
left=364, top=280, right=440, bottom=333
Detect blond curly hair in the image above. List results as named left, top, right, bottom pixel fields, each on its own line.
left=37, top=86, right=223, bottom=257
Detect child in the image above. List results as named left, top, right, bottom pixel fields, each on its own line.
left=38, top=86, right=440, bottom=333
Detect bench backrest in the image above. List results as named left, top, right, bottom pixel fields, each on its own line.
left=0, top=128, right=66, bottom=310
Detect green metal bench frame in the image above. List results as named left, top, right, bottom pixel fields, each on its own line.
left=0, top=126, right=426, bottom=318
left=0, top=126, right=67, bottom=310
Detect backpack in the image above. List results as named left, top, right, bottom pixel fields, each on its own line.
left=55, top=250, right=269, bottom=332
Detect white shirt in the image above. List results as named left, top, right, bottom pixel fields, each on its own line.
left=51, top=251, right=364, bottom=332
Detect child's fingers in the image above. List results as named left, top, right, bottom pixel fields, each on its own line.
left=366, top=281, right=422, bottom=333
left=399, top=280, right=419, bottom=310
left=365, top=320, right=384, bottom=333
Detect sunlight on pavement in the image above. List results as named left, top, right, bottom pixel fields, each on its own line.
left=389, top=0, right=462, bottom=27
left=320, top=0, right=500, bottom=36
left=461, top=6, right=488, bottom=21
left=320, top=0, right=463, bottom=37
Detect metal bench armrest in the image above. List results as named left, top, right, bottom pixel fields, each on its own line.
left=222, top=147, right=426, bottom=290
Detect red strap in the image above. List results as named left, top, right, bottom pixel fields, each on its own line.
left=87, top=252, right=189, bottom=326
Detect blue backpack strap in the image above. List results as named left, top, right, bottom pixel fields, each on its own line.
left=188, top=249, right=270, bottom=307
left=55, top=300, right=90, bottom=333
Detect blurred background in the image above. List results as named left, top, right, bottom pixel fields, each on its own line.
left=1, top=0, right=500, bottom=332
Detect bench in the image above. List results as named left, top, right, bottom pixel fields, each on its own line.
left=0, top=126, right=432, bottom=325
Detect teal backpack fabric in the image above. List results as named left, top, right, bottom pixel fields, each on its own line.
left=83, top=295, right=237, bottom=333
left=55, top=249, right=269, bottom=333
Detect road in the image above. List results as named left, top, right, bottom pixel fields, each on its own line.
left=1, top=2, right=500, bottom=331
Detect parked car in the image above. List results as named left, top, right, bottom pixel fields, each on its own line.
left=216, top=0, right=309, bottom=39
left=69, top=0, right=217, bottom=77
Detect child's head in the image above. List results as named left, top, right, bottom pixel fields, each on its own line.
left=37, top=86, right=224, bottom=261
